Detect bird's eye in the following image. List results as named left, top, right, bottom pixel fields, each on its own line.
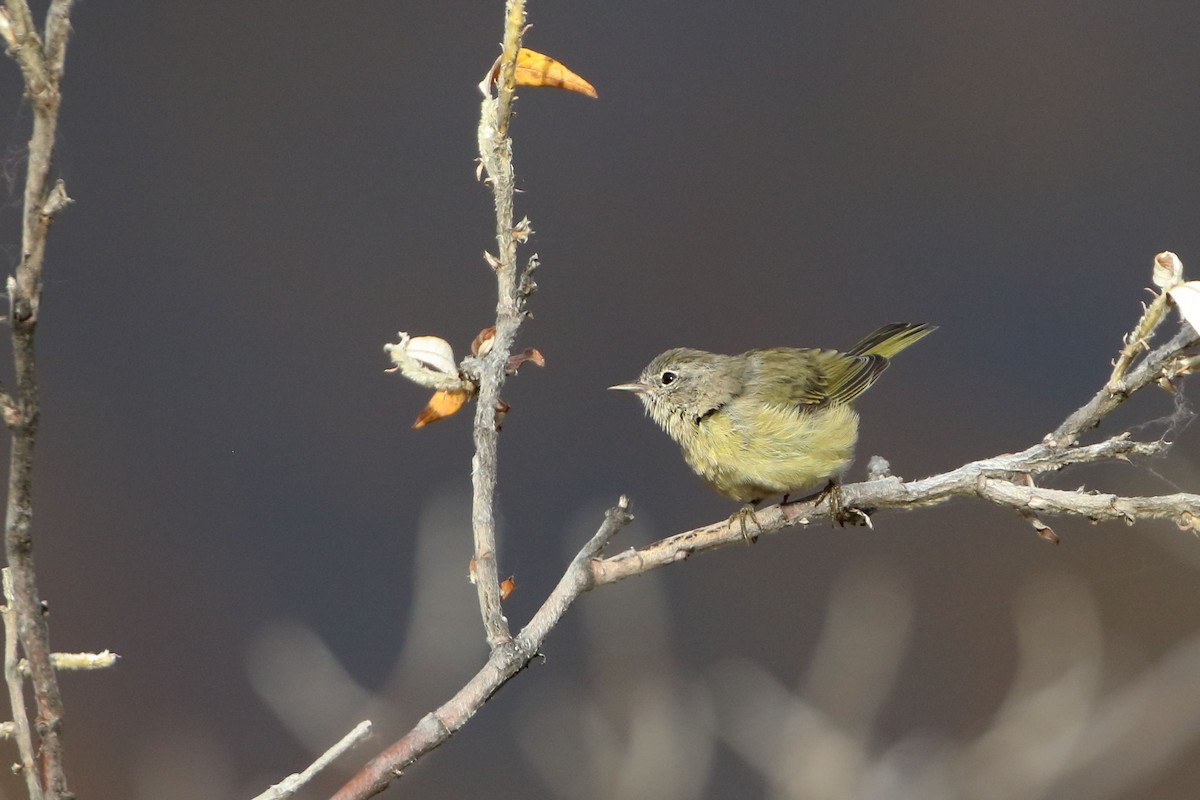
left=660, top=371, right=677, bottom=385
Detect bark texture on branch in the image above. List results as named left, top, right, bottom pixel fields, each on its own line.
left=1, top=2, right=76, bottom=798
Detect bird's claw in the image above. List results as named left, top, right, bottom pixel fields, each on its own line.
left=814, top=480, right=869, bottom=527
left=729, top=504, right=763, bottom=545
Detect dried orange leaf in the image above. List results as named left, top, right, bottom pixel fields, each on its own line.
left=499, top=576, right=516, bottom=600
left=413, top=389, right=469, bottom=429
left=515, top=48, right=597, bottom=98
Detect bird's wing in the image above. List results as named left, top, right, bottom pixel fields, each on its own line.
left=818, top=351, right=890, bottom=405
left=747, top=348, right=888, bottom=408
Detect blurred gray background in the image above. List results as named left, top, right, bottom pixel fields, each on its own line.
left=1, top=2, right=1200, bottom=798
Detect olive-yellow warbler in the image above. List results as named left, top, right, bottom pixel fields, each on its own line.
left=610, top=323, right=935, bottom=522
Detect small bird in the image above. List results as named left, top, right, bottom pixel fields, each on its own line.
left=609, top=322, right=935, bottom=535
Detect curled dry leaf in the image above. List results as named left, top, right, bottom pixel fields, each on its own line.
left=385, top=332, right=469, bottom=391
left=515, top=48, right=598, bottom=98
left=406, top=336, right=457, bottom=374
left=1019, top=507, right=1059, bottom=544
left=1153, top=251, right=1184, bottom=289
left=499, top=576, right=516, bottom=600
left=507, top=348, right=545, bottom=373
left=413, top=389, right=470, bottom=429
left=1150, top=250, right=1200, bottom=335
left=472, top=326, right=497, bottom=357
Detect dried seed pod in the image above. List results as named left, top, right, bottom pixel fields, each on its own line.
left=385, top=332, right=470, bottom=391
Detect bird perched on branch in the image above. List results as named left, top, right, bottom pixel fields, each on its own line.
left=610, top=322, right=935, bottom=537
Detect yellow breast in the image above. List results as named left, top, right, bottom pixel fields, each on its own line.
left=678, top=401, right=859, bottom=501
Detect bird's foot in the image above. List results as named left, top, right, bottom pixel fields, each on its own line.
left=729, top=503, right=763, bottom=545
left=814, top=479, right=870, bottom=527
left=781, top=482, right=872, bottom=527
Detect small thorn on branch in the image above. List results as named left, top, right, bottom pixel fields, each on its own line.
left=518, top=253, right=540, bottom=301
left=38, top=179, right=70, bottom=218
left=494, top=398, right=509, bottom=431
left=512, top=216, right=533, bottom=242
left=1110, top=497, right=1137, bottom=526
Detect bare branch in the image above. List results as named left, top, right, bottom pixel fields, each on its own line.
left=4, top=0, right=74, bottom=322
left=252, top=721, right=372, bottom=800
left=2, top=569, right=41, bottom=800
left=41, top=1, right=73, bottom=77
left=1055, top=322, right=1198, bottom=448
left=0, top=2, right=49, bottom=103
left=2, top=2, right=77, bottom=798
left=333, top=500, right=633, bottom=800
left=469, top=0, right=528, bottom=648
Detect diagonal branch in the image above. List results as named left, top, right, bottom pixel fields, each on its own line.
left=333, top=501, right=632, bottom=800
left=253, top=721, right=372, bottom=800
left=1051, top=323, right=1198, bottom=448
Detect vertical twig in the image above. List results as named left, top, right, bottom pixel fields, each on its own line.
left=1, top=2, right=76, bottom=798
left=2, top=570, right=41, bottom=800
left=471, top=0, right=527, bottom=648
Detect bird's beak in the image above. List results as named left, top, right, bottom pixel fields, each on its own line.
left=608, top=381, right=648, bottom=393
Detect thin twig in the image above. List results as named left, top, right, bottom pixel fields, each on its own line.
left=41, top=0, right=72, bottom=76
left=1053, top=324, right=1198, bottom=448
left=470, top=0, right=528, bottom=648
left=332, top=500, right=633, bottom=800
left=252, top=721, right=372, bottom=800
left=2, top=3, right=76, bottom=798
left=2, top=569, right=41, bottom=800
